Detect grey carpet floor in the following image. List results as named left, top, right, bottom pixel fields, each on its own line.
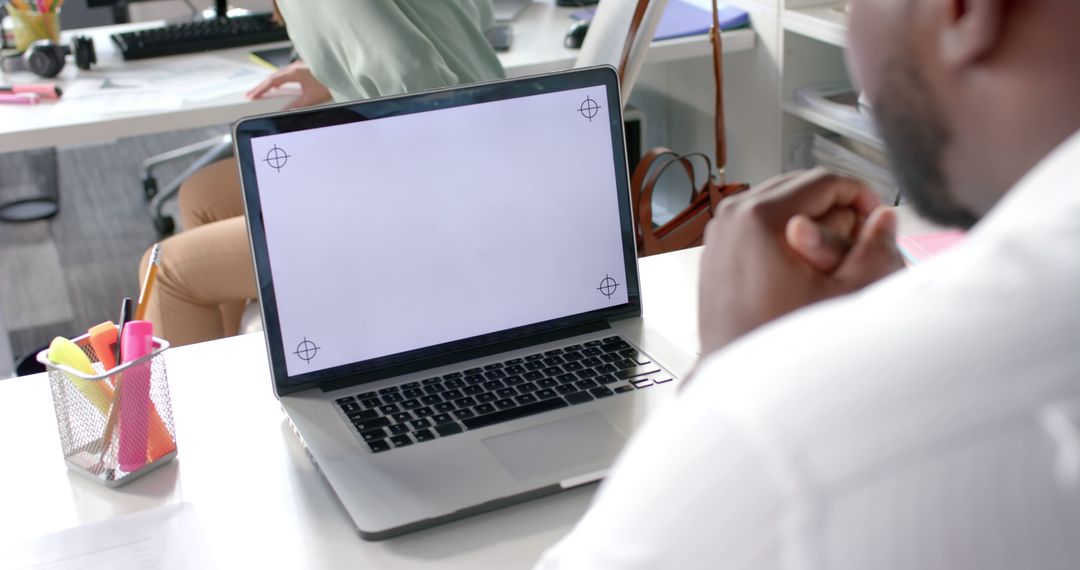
left=0, top=126, right=227, bottom=362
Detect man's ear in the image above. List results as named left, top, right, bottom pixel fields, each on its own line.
left=940, top=0, right=1007, bottom=67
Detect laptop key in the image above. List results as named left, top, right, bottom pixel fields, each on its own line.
left=653, top=376, right=673, bottom=384
left=556, top=384, right=577, bottom=394
left=505, top=365, right=526, bottom=375
left=414, top=406, right=435, bottom=418
left=357, top=391, right=377, bottom=399
left=602, top=336, right=620, bottom=342
left=421, top=377, right=441, bottom=385
left=524, top=361, right=545, bottom=371
left=582, top=347, right=602, bottom=357
left=432, top=413, right=453, bottom=425
left=401, top=381, right=420, bottom=390
left=504, top=375, right=524, bottom=386
left=443, top=389, right=464, bottom=400
left=565, top=391, right=594, bottom=405
left=543, top=356, right=565, bottom=366
left=411, top=418, right=432, bottom=430
left=474, top=403, right=496, bottom=415
left=575, top=379, right=598, bottom=390
left=335, top=396, right=356, bottom=404
left=495, top=398, right=515, bottom=410
left=476, top=392, right=497, bottom=403
left=496, top=387, right=517, bottom=398
left=421, top=394, right=443, bottom=405
left=523, top=371, right=544, bottom=381
left=537, top=378, right=558, bottom=389
left=401, top=399, right=421, bottom=410
left=616, top=365, right=661, bottom=380
left=347, top=409, right=378, bottom=422
left=392, top=412, right=412, bottom=423
left=435, top=422, right=464, bottom=437
left=517, top=382, right=538, bottom=393
left=565, top=344, right=582, bottom=351
left=368, top=440, right=391, bottom=453
left=423, top=384, right=444, bottom=395
left=543, top=366, right=564, bottom=377
left=484, top=369, right=506, bottom=380
left=465, top=374, right=486, bottom=385
left=515, top=393, right=538, bottom=405
left=464, top=367, right=483, bottom=375
left=585, top=340, right=603, bottom=347
left=613, top=359, right=637, bottom=370
left=463, top=398, right=568, bottom=430
left=563, top=351, right=583, bottom=362
left=524, top=353, right=544, bottom=361
left=434, top=402, right=455, bottom=413
left=463, top=385, right=484, bottom=395
left=506, top=358, right=524, bottom=365
left=378, top=386, right=400, bottom=394
left=600, top=353, right=621, bottom=363
left=484, top=363, right=504, bottom=370
left=454, top=396, right=478, bottom=408
left=389, top=423, right=410, bottom=435
left=614, top=385, right=635, bottom=394
left=382, top=392, right=404, bottom=403
left=353, top=417, right=390, bottom=431
left=441, top=372, right=463, bottom=380
left=453, top=408, right=476, bottom=420
left=582, top=357, right=603, bottom=367
left=443, top=379, right=465, bottom=390
left=483, top=380, right=505, bottom=391
left=575, top=369, right=597, bottom=379
left=403, top=388, right=423, bottom=399
left=590, top=386, right=614, bottom=399
left=632, top=378, right=654, bottom=388
left=413, top=429, right=435, bottom=442
left=536, top=388, right=557, bottom=400
left=557, top=373, right=577, bottom=384
left=390, top=434, right=413, bottom=448
left=360, top=427, right=387, bottom=442
left=563, top=362, right=584, bottom=372
left=596, top=374, right=618, bottom=385
left=379, top=404, right=401, bottom=415
left=544, top=349, right=564, bottom=356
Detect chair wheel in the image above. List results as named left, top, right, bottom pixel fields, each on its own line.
left=153, top=215, right=175, bottom=237
left=142, top=177, right=158, bottom=201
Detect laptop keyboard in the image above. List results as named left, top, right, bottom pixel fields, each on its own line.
left=334, top=336, right=672, bottom=453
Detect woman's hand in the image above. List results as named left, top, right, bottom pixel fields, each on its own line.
left=247, top=61, right=332, bottom=110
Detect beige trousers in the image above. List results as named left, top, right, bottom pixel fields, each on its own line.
left=138, top=158, right=256, bottom=347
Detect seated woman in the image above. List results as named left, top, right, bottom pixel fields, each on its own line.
left=139, top=0, right=505, bottom=346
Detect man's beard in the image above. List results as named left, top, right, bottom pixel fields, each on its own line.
left=871, top=61, right=980, bottom=229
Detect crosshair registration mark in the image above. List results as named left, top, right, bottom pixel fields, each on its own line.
left=597, top=274, right=620, bottom=299
left=578, top=96, right=601, bottom=122
left=294, top=337, right=319, bottom=364
left=264, top=144, right=291, bottom=172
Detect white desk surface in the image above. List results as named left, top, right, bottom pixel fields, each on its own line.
left=0, top=246, right=703, bottom=569
left=0, top=1, right=754, bottom=154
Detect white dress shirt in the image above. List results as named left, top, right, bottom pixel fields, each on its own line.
left=536, top=130, right=1080, bottom=570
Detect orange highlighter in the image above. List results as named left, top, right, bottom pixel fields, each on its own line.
left=88, top=321, right=119, bottom=371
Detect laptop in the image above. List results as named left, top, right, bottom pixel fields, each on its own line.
left=233, top=66, right=694, bottom=540
left=493, top=0, right=531, bottom=22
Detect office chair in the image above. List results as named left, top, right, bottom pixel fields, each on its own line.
left=129, top=0, right=272, bottom=236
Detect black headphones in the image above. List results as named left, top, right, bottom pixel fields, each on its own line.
left=1, top=35, right=96, bottom=78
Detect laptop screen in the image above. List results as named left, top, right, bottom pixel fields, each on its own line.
left=236, top=68, right=640, bottom=393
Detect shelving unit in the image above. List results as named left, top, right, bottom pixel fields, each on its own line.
left=782, top=3, right=848, bottom=48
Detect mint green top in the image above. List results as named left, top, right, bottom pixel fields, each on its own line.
left=275, top=0, right=506, bottom=102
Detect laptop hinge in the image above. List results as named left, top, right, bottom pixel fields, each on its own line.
left=319, top=320, right=611, bottom=393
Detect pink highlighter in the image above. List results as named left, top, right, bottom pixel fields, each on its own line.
left=118, top=321, right=154, bottom=472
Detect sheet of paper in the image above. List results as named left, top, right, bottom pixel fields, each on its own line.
left=98, top=55, right=272, bottom=102
left=48, top=80, right=185, bottom=118
left=0, top=502, right=216, bottom=570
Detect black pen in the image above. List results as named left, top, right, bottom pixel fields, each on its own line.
left=115, top=297, right=134, bottom=363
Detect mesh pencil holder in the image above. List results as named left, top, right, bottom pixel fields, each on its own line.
left=36, top=335, right=178, bottom=487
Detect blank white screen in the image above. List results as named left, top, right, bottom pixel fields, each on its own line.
left=252, top=86, right=629, bottom=377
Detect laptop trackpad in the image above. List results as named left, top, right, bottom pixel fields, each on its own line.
left=482, top=412, right=626, bottom=482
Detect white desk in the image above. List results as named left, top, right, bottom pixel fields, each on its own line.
left=0, top=246, right=702, bottom=569
left=0, top=2, right=754, bottom=154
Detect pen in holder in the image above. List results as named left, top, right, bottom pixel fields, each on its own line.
left=8, top=7, right=61, bottom=52
left=37, top=333, right=178, bottom=487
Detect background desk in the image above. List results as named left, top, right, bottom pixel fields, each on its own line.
left=0, top=1, right=754, bottom=155
left=0, top=247, right=702, bottom=569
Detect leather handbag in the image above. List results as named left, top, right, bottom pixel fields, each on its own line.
left=619, top=0, right=750, bottom=257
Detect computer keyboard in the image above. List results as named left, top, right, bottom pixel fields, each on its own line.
left=111, top=12, right=289, bottom=60
left=335, top=336, right=673, bottom=453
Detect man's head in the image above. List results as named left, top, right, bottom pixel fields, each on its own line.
left=846, top=0, right=1080, bottom=228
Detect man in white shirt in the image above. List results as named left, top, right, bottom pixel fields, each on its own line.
left=537, top=0, right=1080, bottom=568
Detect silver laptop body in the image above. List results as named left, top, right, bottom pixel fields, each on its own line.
left=234, top=67, right=694, bottom=540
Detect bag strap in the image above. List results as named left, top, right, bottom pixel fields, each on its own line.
left=709, top=0, right=728, bottom=182
left=618, top=0, right=729, bottom=182
left=617, top=0, right=652, bottom=80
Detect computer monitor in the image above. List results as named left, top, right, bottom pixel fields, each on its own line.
left=86, top=0, right=228, bottom=23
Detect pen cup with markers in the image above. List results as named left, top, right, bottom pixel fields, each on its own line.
left=8, top=8, right=61, bottom=52
left=36, top=333, right=178, bottom=487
